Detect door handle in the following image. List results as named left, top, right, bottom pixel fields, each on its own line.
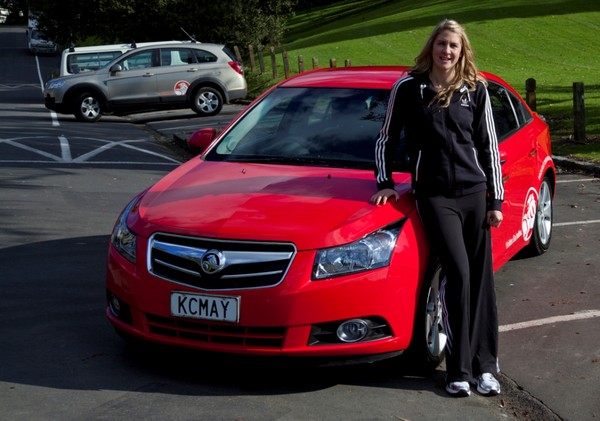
left=500, top=151, right=508, bottom=165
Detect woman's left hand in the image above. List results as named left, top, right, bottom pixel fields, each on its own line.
left=487, top=210, right=503, bottom=228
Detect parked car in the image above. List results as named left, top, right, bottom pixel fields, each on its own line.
left=27, top=27, right=57, bottom=55
left=44, top=41, right=246, bottom=122
left=106, top=66, right=555, bottom=368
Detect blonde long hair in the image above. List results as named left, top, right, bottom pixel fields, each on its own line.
left=412, top=19, right=486, bottom=107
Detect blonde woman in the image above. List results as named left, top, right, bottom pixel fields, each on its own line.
left=372, top=19, right=504, bottom=397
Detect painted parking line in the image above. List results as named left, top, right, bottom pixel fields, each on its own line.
left=34, top=55, right=60, bottom=127
left=499, top=310, right=600, bottom=332
left=0, top=135, right=181, bottom=165
left=556, top=178, right=597, bottom=183
left=554, top=220, right=600, bottom=227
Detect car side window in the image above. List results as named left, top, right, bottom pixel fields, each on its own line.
left=487, top=82, right=525, bottom=142
left=160, top=48, right=194, bottom=66
left=119, top=50, right=155, bottom=71
left=193, top=49, right=218, bottom=63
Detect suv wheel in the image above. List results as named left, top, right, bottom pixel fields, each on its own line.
left=191, top=87, right=223, bottom=117
left=75, top=92, right=102, bottom=122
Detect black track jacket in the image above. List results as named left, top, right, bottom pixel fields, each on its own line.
left=375, top=72, right=504, bottom=211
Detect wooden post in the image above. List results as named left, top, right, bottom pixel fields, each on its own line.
left=233, top=46, right=243, bottom=65
left=247, top=45, right=256, bottom=73
left=257, top=45, right=265, bottom=74
left=329, top=58, right=337, bottom=68
left=344, top=59, right=352, bottom=67
left=298, top=55, right=304, bottom=73
left=282, top=50, right=290, bottom=79
left=525, top=78, right=536, bottom=111
left=312, top=57, right=318, bottom=69
left=270, top=46, right=277, bottom=79
left=573, top=82, right=586, bottom=142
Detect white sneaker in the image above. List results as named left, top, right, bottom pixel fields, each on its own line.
left=473, top=373, right=501, bottom=396
left=445, top=381, right=471, bottom=397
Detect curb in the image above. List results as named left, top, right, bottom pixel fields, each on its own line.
left=552, top=155, right=600, bottom=176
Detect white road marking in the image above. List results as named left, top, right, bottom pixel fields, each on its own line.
left=59, top=135, right=72, bottom=161
left=500, top=310, right=600, bottom=332
left=0, top=136, right=181, bottom=165
left=1, top=138, right=62, bottom=161
left=35, top=54, right=61, bottom=127
left=554, top=220, right=600, bottom=227
left=557, top=178, right=597, bottom=183
left=34, top=55, right=44, bottom=94
left=69, top=137, right=181, bottom=164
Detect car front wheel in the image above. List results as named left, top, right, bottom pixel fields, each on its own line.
left=74, top=92, right=102, bottom=122
left=401, top=259, right=447, bottom=372
left=191, top=87, right=223, bottom=117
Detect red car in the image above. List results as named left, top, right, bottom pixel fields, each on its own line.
left=106, top=66, right=555, bottom=368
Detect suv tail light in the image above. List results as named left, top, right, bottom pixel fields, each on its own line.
left=228, top=61, right=244, bottom=75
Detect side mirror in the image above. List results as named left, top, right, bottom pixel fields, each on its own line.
left=187, top=128, right=217, bottom=154
left=110, top=64, right=123, bottom=73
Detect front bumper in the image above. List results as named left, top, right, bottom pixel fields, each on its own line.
left=44, top=96, right=69, bottom=113
left=105, top=230, right=426, bottom=359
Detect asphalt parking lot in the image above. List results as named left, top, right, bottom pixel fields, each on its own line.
left=1, top=23, right=599, bottom=420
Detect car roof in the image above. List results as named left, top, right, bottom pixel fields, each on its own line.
left=278, top=66, right=509, bottom=91
left=279, top=66, right=410, bottom=89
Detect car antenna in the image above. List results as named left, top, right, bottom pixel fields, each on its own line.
left=181, top=27, right=197, bottom=43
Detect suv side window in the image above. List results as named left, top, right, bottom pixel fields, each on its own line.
left=160, top=48, right=194, bottom=66
left=487, top=81, right=533, bottom=141
left=119, top=50, right=156, bottom=71
left=193, top=49, right=218, bottom=63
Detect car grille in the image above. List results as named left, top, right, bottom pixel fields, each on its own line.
left=148, top=233, right=296, bottom=290
left=145, top=313, right=286, bottom=348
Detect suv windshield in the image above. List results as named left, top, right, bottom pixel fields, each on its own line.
left=206, top=87, right=393, bottom=169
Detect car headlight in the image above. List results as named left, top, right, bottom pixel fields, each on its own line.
left=110, top=195, right=141, bottom=264
left=312, top=219, right=406, bottom=280
left=45, top=79, right=66, bottom=90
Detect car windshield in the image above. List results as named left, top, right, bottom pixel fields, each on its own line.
left=205, top=87, right=396, bottom=170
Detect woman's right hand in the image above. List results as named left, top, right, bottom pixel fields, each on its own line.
left=370, top=188, right=399, bottom=205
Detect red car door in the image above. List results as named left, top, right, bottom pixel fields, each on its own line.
left=487, top=81, right=538, bottom=270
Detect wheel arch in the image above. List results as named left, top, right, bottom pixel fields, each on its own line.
left=64, top=84, right=109, bottom=111
left=188, top=79, right=229, bottom=103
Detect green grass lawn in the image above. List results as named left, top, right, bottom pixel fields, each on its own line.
left=245, top=0, right=600, bottom=162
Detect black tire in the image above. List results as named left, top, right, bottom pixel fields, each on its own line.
left=400, top=258, right=447, bottom=372
left=525, top=175, right=553, bottom=256
left=191, top=86, right=223, bottom=117
left=74, top=92, right=103, bottom=122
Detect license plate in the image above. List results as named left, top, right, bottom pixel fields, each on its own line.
left=171, top=292, right=239, bottom=323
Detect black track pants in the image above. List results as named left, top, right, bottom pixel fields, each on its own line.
left=417, top=190, right=499, bottom=382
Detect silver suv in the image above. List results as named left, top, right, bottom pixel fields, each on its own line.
left=44, top=41, right=247, bottom=122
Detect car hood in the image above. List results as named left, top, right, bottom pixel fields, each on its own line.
left=129, top=160, right=414, bottom=250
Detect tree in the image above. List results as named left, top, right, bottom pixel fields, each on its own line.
left=23, top=0, right=297, bottom=49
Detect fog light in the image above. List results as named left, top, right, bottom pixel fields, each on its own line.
left=337, top=319, right=369, bottom=343
left=109, top=294, right=121, bottom=317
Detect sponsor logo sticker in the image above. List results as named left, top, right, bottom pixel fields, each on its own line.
left=522, top=187, right=539, bottom=242
left=174, top=80, right=190, bottom=95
